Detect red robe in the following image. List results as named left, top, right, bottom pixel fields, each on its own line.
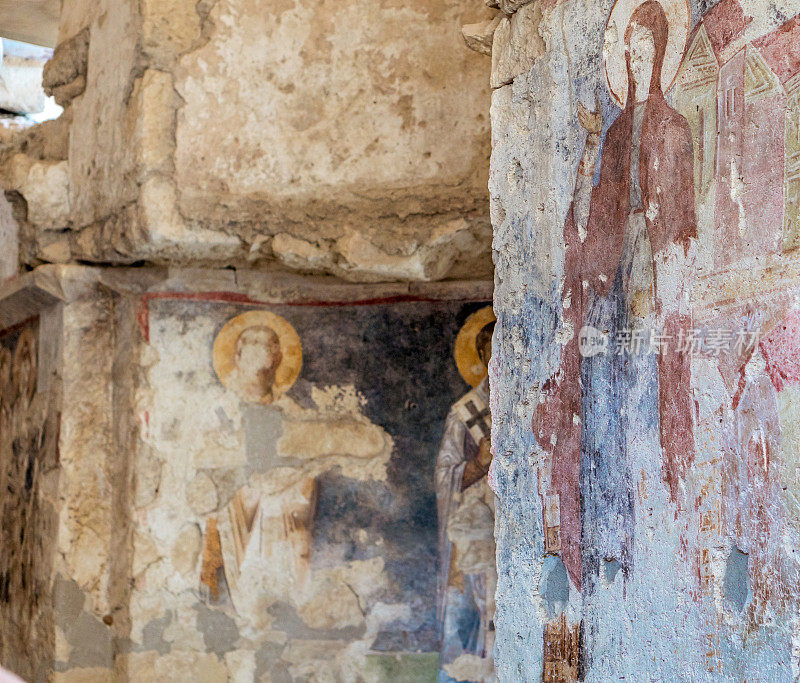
left=535, top=3, right=697, bottom=589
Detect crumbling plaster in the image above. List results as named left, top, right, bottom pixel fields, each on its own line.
left=0, top=265, right=492, bottom=681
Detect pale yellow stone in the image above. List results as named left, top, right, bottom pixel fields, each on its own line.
left=38, top=237, right=72, bottom=264
left=186, top=472, right=219, bottom=515
left=134, top=70, right=176, bottom=178
left=295, top=578, right=365, bottom=630
left=271, top=233, right=335, bottom=272
left=170, top=524, right=202, bottom=577
left=127, top=651, right=228, bottom=683
left=132, top=531, right=161, bottom=577
left=141, top=0, right=201, bottom=65
left=278, top=419, right=385, bottom=459
left=224, top=650, right=256, bottom=683
left=11, top=155, right=70, bottom=228
left=491, top=2, right=546, bottom=88
left=462, top=15, right=503, bottom=56
left=138, top=176, right=242, bottom=261
left=54, top=667, right=113, bottom=683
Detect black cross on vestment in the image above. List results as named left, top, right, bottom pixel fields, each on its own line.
left=464, top=400, right=491, bottom=438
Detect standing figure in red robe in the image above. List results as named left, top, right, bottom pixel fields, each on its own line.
left=534, top=0, right=697, bottom=654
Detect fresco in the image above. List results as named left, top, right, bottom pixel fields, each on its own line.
left=435, top=306, right=496, bottom=683
left=132, top=295, right=492, bottom=680
left=527, top=0, right=800, bottom=677
left=0, top=318, right=58, bottom=679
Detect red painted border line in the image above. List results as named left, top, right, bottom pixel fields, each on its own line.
left=137, top=290, right=490, bottom=343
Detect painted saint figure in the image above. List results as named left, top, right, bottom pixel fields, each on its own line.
left=230, top=325, right=283, bottom=403
left=534, top=0, right=696, bottom=665
left=213, top=309, right=303, bottom=405
left=436, top=309, right=496, bottom=683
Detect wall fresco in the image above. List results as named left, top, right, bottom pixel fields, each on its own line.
left=0, top=318, right=58, bottom=679
left=129, top=295, right=492, bottom=681
left=489, top=0, right=800, bottom=678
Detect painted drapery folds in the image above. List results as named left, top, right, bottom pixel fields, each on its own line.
left=491, top=0, right=800, bottom=678
left=435, top=306, right=497, bottom=683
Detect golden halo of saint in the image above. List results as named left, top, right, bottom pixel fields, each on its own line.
left=213, top=311, right=302, bottom=404
left=12, top=328, right=37, bottom=404
left=454, top=306, right=496, bottom=388
left=603, top=0, right=690, bottom=107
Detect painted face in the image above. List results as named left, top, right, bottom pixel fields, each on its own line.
left=627, top=22, right=655, bottom=97
left=235, top=327, right=279, bottom=377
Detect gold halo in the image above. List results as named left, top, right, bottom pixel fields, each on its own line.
left=455, top=306, right=496, bottom=388
left=603, top=0, right=690, bottom=107
left=12, top=327, right=36, bottom=404
left=213, top=311, right=302, bottom=404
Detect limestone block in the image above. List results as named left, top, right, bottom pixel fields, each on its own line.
left=170, top=525, right=202, bottom=577
left=224, top=650, right=256, bottom=683
left=462, top=15, right=503, bottom=56
left=271, top=233, right=335, bottom=273
left=53, top=668, right=113, bottom=682
left=11, top=154, right=70, bottom=228
left=186, top=473, right=219, bottom=515
left=491, top=2, right=545, bottom=88
left=133, top=70, right=176, bottom=179
left=295, top=578, right=365, bottom=630
left=277, top=419, right=386, bottom=459
left=172, top=0, right=491, bottom=240
left=38, top=236, right=72, bottom=264
left=42, top=29, right=89, bottom=106
left=141, top=0, right=201, bottom=66
left=498, top=0, right=534, bottom=14
left=126, top=651, right=228, bottom=683
left=0, top=53, right=47, bottom=114
left=0, top=195, right=18, bottom=281
left=138, top=176, right=243, bottom=261
left=334, top=219, right=480, bottom=282
left=132, top=531, right=161, bottom=578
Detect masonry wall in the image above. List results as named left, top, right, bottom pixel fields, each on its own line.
left=1, top=0, right=494, bottom=282
left=0, top=268, right=494, bottom=681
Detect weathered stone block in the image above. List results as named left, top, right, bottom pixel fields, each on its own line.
left=42, top=29, right=89, bottom=107
left=491, top=1, right=545, bottom=88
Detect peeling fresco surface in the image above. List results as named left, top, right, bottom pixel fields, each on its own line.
left=130, top=297, right=491, bottom=680
left=0, top=319, right=58, bottom=681
left=490, top=0, right=800, bottom=679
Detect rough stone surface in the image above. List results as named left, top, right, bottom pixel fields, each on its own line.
left=1, top=0, right=494, bottom=280
left=0, top=52, right=47, bottom=115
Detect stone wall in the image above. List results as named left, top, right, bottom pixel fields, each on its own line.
left=0, top=0, right=494, bottom=282
left=489, top=0, right=800, bottom=678
left=0, top=269, right=118, bottom=681
left=0, top=266, right=493, bottom=681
